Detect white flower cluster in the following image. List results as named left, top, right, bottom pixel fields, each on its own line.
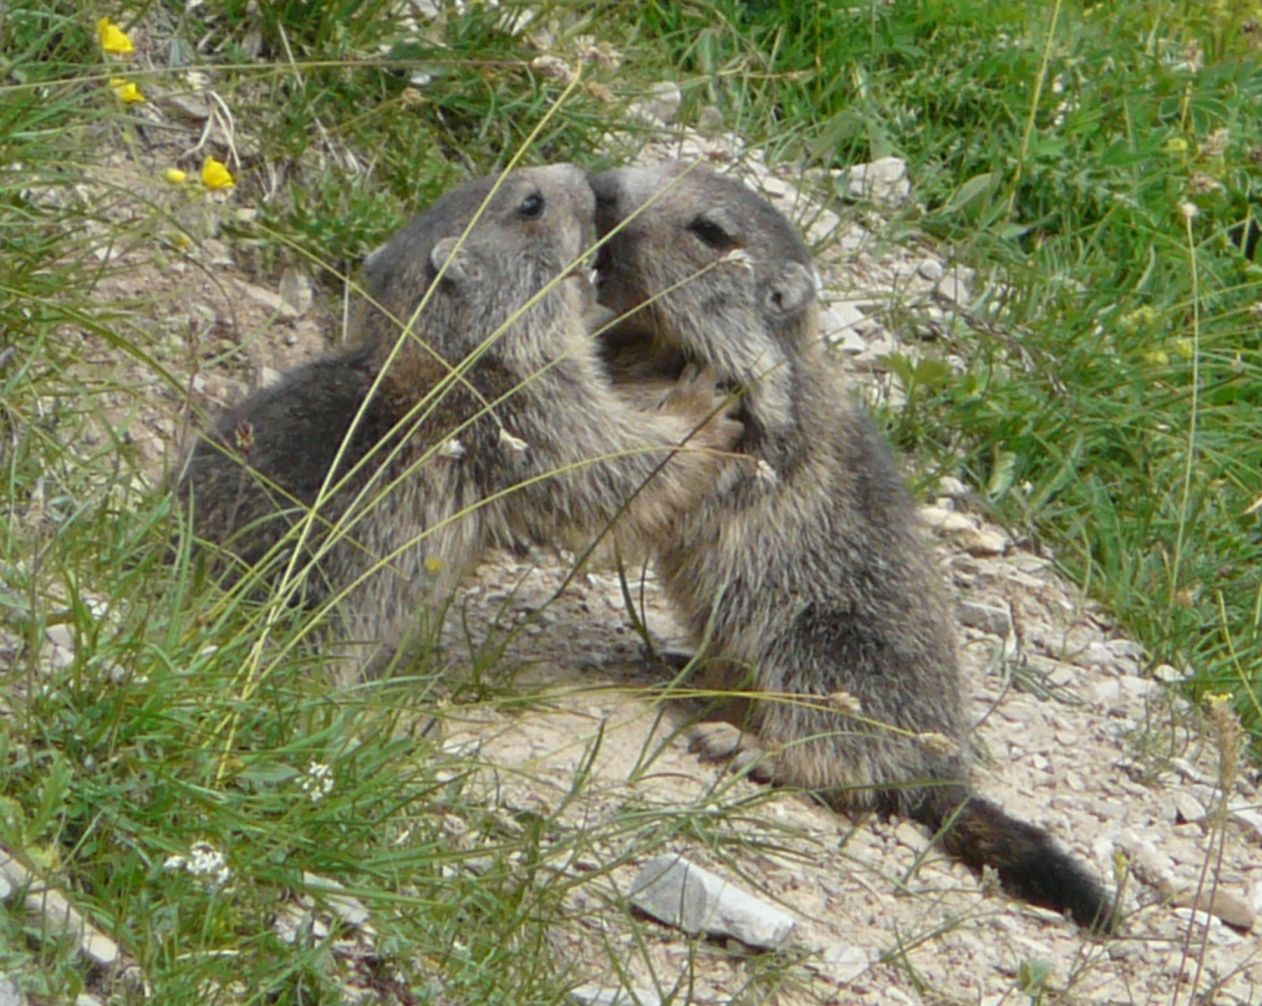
left=298, top=761, right=334, bottom=803
left=164, top=840, right=231, bottom=890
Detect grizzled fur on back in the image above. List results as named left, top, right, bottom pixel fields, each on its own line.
left=180, top=164, right=739, bottom=676
left=591, top=161, right=1115, bottom=931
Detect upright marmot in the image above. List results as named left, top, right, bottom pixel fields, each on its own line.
left=179, top=164, right=739, bottom=675
left=590, top=161, right=1114, bottom=931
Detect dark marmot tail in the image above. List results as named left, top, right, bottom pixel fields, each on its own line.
left=911, top=783, right=1116, bottom=931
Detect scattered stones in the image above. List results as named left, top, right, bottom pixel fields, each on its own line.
left=629, top=854, right=797, bottom=950
left=919, top=506, right=1009, bottom=555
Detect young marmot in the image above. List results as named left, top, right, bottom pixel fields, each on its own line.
left=179, top=164, right=739, bottom=675
left=590, top=161, right=1115, bottom=931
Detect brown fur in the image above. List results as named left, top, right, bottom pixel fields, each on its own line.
left=178, top=164, right=740, bottom=675
left=590, top=161, right=1115, bottom=931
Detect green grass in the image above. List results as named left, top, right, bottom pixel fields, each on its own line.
left=2, top=0, right=1261, bottom=1000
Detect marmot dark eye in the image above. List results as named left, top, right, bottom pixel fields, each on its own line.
left=518, top=192, right=545, bottom=218
left=687, top=215, right=732, bottom=249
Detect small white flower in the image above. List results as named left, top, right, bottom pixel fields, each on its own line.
left=299, top=761, right=334, bottom=803
left=499, top=429, right=529, bottom=453
left=721, top=248, right=754, bottom=271
left=828, top=690, right=862, bottom=716
left=438, top=438, right=466, bottom=459
left=753, top=458, right=779, bottom=486
left=166, top=840, right=232, bottom=890
left=1178, top=200, right=1199, bottom=222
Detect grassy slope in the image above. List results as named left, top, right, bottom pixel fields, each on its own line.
left=1, top=0, right=1260, bottom=1000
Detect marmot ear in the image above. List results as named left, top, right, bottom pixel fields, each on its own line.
left=764, top=260, right=817, bottom=319
left=430, top=236, right=480, bottom=286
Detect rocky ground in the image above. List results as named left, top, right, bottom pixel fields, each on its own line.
left=7, top=101, right=1262, bottom=1005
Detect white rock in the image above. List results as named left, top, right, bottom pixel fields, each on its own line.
left=238, top=281, right=286, bottom=314
left=1173, top=889, right=1256, bottom=933
left=894, top=820, right=929, bottom=853
left=958, top=600, right=1012, bottom=638
left=936, top=272, right=969, bottom=305
left=839, top=157, right=911, bottom=207
left=818, top=943, right=869, bottom=983
left=1087, top=677, right=1123, bottom=710
left=1107, top=638, right=1147, bottom=662
left=302, top=871, right=371, bottom=928
left=1229, top=807, right=1262, bottom=841
left=45, top=624, right=74, bottom=649
left=1116, top=834, right=1174, bottom=891
left=917, top=258, right=944, bottom=281
left=629, top=854, right=796, bottom=949
left=1172, top=791, right=1208, bottom=824
left=820, top=301, right=870, bottom=353
left=759, top=173, right=790, bottom=199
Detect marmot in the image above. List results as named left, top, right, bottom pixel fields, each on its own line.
left=590, top=161, right=1115, bottom=931
left=179, top=163, right=740, bottom=675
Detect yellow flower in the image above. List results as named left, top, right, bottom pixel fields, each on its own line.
left=164, top=168, right=188, bottom=184
left=97, top=17, right=134, bottom=56
left=424, top=556, right=443, bottom=574
left=201, top=157, right=235, bottom=191
left=1164, top=136, right=1189, bottom=155
left=109, top=78, right=144, bottom=104
left=1141, top=348, right=1169, bottom=366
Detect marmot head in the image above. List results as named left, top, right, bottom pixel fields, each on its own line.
left=591, top=161, right=818, bottom=437
left=357, top=163, right=596, bottom=367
